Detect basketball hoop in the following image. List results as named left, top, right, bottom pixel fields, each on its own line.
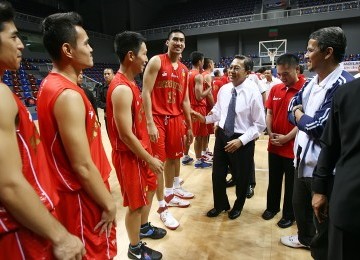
left=268, top=50, right=277, bottom=68
left=258, top=39, right=286, bottom=68
left=268, top=50, right=277, bottom=66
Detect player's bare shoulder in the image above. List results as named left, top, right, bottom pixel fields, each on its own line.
left=145, top=55, right=161, bottom=73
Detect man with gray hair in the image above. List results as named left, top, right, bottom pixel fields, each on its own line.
left=281, top=27, right=354, bottom=256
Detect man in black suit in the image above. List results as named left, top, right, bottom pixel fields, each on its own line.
left=96, top=68, right=114, bottom=131
left=192, top=55, right=265, bottom=220
left=312, top=77, right=360, bottom=260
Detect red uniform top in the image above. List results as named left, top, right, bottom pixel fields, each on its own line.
left=0, top=94, right=58, bottom=234
left=107, top=71, right=151, bottom=152
left=265, top=77, right=306, bottom=158
left=202, top=71, right=213, bottom=107
left=221, top=74, right=230, bottom=85
left=212, top=76, right=224, bottom=103
left=151, top=54, right=188, bottom=116
left=37, top=72, right=111, bottom=192
left=188, top=69, right=205, bottom=107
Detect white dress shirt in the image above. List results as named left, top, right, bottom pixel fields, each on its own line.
left=205, top=78, right=266, bottom=145
left=262, top=77, right=282, bottom=99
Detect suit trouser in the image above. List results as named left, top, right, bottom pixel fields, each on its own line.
left=292, top=175, right=315, bottom=246
left=249, top=159, right=256, bottom=187
left=212, top=128, right=255, bottom=211
left=266, top=152, right=295, bottom=219
left=328, top=219, right=360, bottom=260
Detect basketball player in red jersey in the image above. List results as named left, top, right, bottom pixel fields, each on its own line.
left=186, top=52, right=213, bottom=168
left=0, top=2, right=85, bottom=259
left=212, top=69, right=225, bottom=103
left=37, top=12, right=117, bottom=259
left=107, top=31, right=165, bottom=260
left=202, top=57, right=216, bottom=162
left=142, top=29, right=194, bottom=229
left=221, top=67, right=230, bottom=85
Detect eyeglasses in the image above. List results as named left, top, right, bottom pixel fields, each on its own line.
left=228, top=66, right=245, bottom=72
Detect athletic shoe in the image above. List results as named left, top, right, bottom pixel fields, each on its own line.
left=128, top=241, right=162, bottom=260
left=157, top=206, right=179, bottom=230
left=140, top=222, right=167, bottom=239
left=165, top=194, right=190, bottom=208
left=173, top=178, right=184, bottom=186
left=206, top=151, right=213, bottom=156
left=280, top=235, right=309, bottom=249
left=174, top=186, right=195, bottom=199
left=182, top=156, right=194, bottom=165
left=194, top=160, right=212, bottom=168
left=201, top=154, right=213, bottom=162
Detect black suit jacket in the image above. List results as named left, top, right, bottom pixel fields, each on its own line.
left=312, top=78, right=360, bottom=232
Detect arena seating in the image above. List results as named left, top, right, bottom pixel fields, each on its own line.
left=298, top=0, right=357, bottom=8
left=298, top=0, right=358, bottom=14
left=143, top=0, right=261, bottom=29
left=83, top=63, right=118, bottom=83
left=2, top=68, right=39, bottom=107
left=1, top=58, right=119, bottom=110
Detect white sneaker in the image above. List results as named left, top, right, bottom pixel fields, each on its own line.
left=157, top=206, right=179, bottom=230
left=174, top=186, right=195, bottom=199
left=201, top=153, right=213, bottom=162
left=280, top=235, right=309, bottom=248
left=165, top=194, right=190, bottom=208
left=173, top=178, right=184, bottom=186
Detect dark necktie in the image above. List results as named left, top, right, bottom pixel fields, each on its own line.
left=224, top=87, right=237, bottom=137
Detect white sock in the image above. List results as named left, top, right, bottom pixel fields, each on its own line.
left=201, top=151, right=206, bottom=156
left=173, top=177, right=181, bottom=188
left=165, top=188, right=173, bottom=197
left=183, top=154, right=189, bottom=159
left=158, top=200, right=166, bottom=208
left=195, top=159, right=202, bottom=164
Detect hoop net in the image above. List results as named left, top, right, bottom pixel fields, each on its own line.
left=268, top=50, right=277, bottom=63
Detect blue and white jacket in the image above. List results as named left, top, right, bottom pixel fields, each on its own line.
left=288, top=69, right=354, bottom=178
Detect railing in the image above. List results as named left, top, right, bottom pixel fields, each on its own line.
left=15, top=12, right=114, bottom=40
left=138, top=1, right=359, bottom=37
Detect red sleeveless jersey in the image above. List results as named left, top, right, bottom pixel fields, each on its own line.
left=202, top=71, right=212, bottom=106
left=0, top=95, right=58, bottom=234
left=212, top=76, right=224, bottom=103
left=151, top=54, right=188, bottom=116
left=37, top=72, right=111, bottom=192
left=106, top=71, right=151, bottom=152
left=188, top=69, right=206, bottom=107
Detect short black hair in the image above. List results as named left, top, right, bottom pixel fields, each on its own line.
left=167, top=29, right=185, bottom=40
left=203, top=58, right=213, bottom=70
left=114, top=31, right=146, bottom=63
left=233, top=55, right=253, bottom=72
left=309, top=27, right=346, bottom=63
left=214, top=70, right=220, bottom=77
left=0, top=1, right=14, bottom=32
left=256, top=67, right=266, bottom=74
left=276, top=53, right=299, bottom=67
left=190, top=51, right=204, bottom=66
left=41, top=12, right=83, bottom=61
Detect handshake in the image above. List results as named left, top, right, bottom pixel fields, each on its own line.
left=190, top=110, right=213, bottom=123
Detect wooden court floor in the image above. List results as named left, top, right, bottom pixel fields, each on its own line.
left=93, top=110, right=312, bottom=260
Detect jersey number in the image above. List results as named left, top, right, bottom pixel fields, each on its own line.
left=167, top=91, right=176, bottom=103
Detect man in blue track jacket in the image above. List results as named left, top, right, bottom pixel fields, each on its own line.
left=280, top=27, right=354, bottom=259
